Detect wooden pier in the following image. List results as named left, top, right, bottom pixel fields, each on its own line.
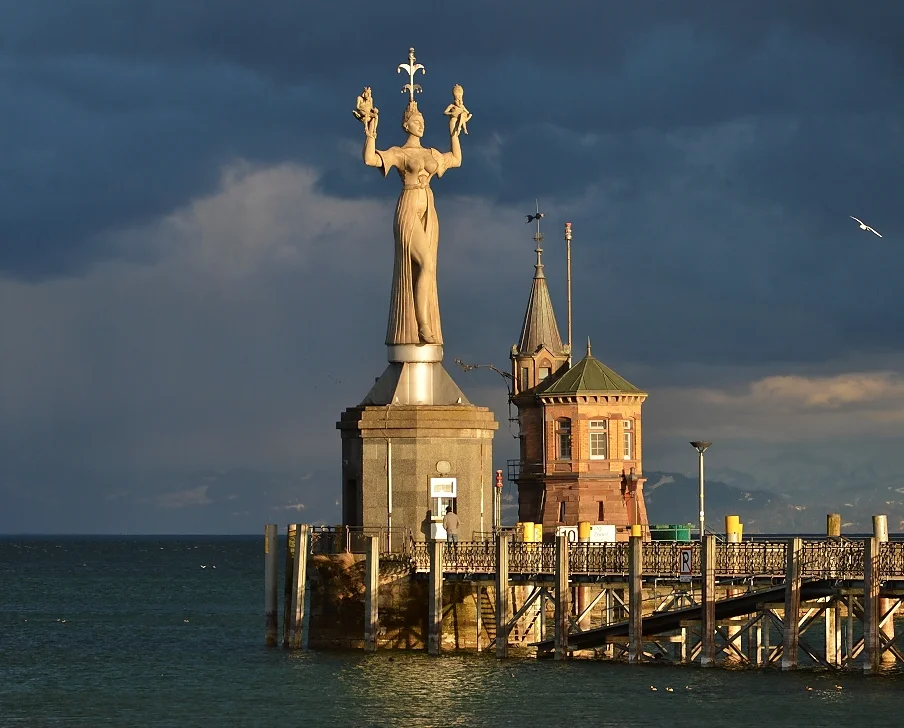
left=266, top=523, right=904, bottom=672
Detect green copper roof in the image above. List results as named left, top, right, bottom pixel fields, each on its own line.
left=540, top=352, right=645, bottom=395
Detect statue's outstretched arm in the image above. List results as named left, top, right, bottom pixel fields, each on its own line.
left=362, top=117, right=382, bottom=168
left=443, top=131, right=462, bottom=170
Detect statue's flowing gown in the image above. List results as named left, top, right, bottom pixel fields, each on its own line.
left=377, top=146, right=449, bottom=346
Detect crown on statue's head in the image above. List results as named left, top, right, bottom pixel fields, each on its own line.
left=401, top=100, right=422, bottom=126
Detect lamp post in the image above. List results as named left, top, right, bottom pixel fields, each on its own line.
left=689, top=441, right=712, bottom=541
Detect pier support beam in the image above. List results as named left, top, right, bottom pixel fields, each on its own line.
left=782, top=537, right=802, bottom=670
left=288, top=524, right=309, bottom=649
left=873, top=515, right=895, bottom=666
left=364, top=535, right=380, bottom=652
left=495, top=534, right=509, bottom=658
left=555, top=533, right=570, bottom=660
left=628, top=535, right=643, bottom=664
left=264, top=523, right=278, bottom=647
left=700, top=535, right=716, bottom=666
left=428, top=540, right=443, bottom=655
left=864, top=536, right=881, bottom=674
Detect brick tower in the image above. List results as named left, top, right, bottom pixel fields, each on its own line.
left=511, top=226, right=649, bottom=541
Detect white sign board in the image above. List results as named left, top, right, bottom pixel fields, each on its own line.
left=589, top=524, right=617, bottom=542
left=429, top=477, right=457, bottom=498
left=679, top=546, right=694, bottom=583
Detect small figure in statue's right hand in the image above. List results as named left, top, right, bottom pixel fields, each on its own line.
left=353, top=86, right=380, bottom=137
left=443, top=84, right=471, bottom=136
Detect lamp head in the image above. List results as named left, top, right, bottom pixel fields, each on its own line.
left=690, top=441, right=712, bottom=454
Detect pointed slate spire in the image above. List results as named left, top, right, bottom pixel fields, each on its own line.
left=517, top=208, right=565, bottom=356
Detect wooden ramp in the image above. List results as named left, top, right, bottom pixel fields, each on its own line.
left=532, top=579, right=837, bottom=652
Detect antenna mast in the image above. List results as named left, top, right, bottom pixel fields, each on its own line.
left=565, top=222, right=573, bottom=366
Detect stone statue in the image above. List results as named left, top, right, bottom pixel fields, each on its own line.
left=352, top=87, right=379, bottom=137
left=357, top=49, right=468, bottom=348
left=443, top=84, right=471, bottom=136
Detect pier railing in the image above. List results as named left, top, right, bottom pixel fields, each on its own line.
left=390, top=539, right=904, bottom=579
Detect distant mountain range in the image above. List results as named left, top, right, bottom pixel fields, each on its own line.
left=643, top=470, right=904, bottom=535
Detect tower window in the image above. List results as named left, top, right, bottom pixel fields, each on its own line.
left=539, top=366, right=551, bottom=381
left=623, top=420, right=634, bottom=460
left=520, top=367, right=530, bottom=392
left=598, top=501, right=605, bottom=521
left=556, top=418, right=572, bottom=460
left=558, top=500, right=566, bottom=523
left=589, top=420, right=608, bottom=459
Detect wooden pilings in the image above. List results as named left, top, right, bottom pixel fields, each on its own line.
left=863, top=536, right=881, bottom=673
left=495, top=534, right=509, bottom=658
left=628, top=535, right=643, bottom=663
left=364, top=535, right=380, bottom=652
left=264, top=524, right=279, bottom=646
left=555, top=533, right=570, bottom=660
left=288, top=524, right=309, bottom=649
left=700, top=534, right=716, bottom=666
left=428, top=539, right=443, bottom=656
left=782, top=537, right=802, bottom=670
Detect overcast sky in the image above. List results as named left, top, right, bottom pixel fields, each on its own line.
left=2, top=1, right=903, bottom=533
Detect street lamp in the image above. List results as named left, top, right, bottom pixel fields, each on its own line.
left=689, top=441, right=712, bottom=541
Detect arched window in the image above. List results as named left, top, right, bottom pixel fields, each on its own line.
left=556, top=418, right=572, bottom=460
left=539, top=359, right=551, bottom=381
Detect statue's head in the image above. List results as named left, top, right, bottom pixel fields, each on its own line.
left=362, top=86, right=372, bottom=99
left=401, top=101, right=424, bottom=137
left=452, top=84, right=463, bottom=101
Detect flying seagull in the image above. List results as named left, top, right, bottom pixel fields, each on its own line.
left=526, top=212, right=544, bottom=223
left=850, top=216, right=882, bottom=237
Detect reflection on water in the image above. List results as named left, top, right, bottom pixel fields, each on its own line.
left=3, top=537, right=904, bottom=727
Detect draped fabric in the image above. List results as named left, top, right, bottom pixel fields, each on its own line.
left=378, top=146, right=448, bottom=346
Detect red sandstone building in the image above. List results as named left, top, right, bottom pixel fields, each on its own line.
left=510, top=241, right=648, bottom=540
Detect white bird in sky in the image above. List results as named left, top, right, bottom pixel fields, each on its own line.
left=850, top=216, right=882, bottom=237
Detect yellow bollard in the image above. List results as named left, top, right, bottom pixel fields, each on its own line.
left=630, top=524, right=642, bottom=538
left=725, top=515, right=740, bottom=536
left=533, top=524, right=543, bottom=543
left=578, top=521, right=591, bottom=541
left=522, top=522, right=534, bottom=543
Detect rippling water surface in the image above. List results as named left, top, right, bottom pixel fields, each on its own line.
left=2, top=536, right=903, bottom=727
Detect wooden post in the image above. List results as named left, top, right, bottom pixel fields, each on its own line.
left=827, top=513, right=841, bottom=539
left=700, top=534, right=716, bottom=666
left=476, top=585, right=483, bottom=652
left=554, top=532, right=570, bottom=660
left=364, top=535, right=380, bottom=652
left=873, top=515, right=895, bottom=665
left=428, top=539, right=443, bottom=655
left=264, top=524, right=278, bottom=646
left=846, top=593, right=854, bottom=669
left=782, top=537, right=802, bottom=670
left=283, top=524, right=296, bottom=647
left=864, top=536, right=881, bottom=673
left=825, top=597, right=839, bottom=667
left=628, top=534, right=643, bottom=664
left=495, top=533, right=509, bottom=658
left=288, top=524, right=309, bottom=649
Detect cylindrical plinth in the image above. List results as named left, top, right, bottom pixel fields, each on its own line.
left=388, top=344, right=443, bottom=363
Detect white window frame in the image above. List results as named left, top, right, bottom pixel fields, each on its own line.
left=623, top=420, right=633, bottom=460
left=589, top=420, right=608, bottom=459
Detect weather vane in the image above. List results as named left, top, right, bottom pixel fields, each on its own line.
left=526, top=199, right=545, bottom=252
left=398, top=47, right=425, bottom=101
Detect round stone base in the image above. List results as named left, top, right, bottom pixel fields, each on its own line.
left=388, top=344, right=443, bottom=363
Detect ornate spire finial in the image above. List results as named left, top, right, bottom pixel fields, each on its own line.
left=525, top=199, right=545, bottom=269
left=398, top=47, right=426, bottom=102
left=587, top=336, right=592, bottom=357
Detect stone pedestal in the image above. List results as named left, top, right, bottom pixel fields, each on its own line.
left=337, top=351, right=498, bottom=544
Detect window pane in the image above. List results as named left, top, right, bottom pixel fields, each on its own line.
left=539, top=367, right=551, bottom=380
left=623, top=431, right=633, bottom=459
left=520, top=367, right=529, bottom=392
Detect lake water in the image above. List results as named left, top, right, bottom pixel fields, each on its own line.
left=2, top=536, right=903, bottom=727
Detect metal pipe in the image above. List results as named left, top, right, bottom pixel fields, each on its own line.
left=565, top=222, right=573, bottom=367
left=698, top=449, right=705, bottom=541
left=387, top=439, right=392, bottom=551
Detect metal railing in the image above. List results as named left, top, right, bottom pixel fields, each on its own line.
left=391, top=539, right=904, bottom=579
